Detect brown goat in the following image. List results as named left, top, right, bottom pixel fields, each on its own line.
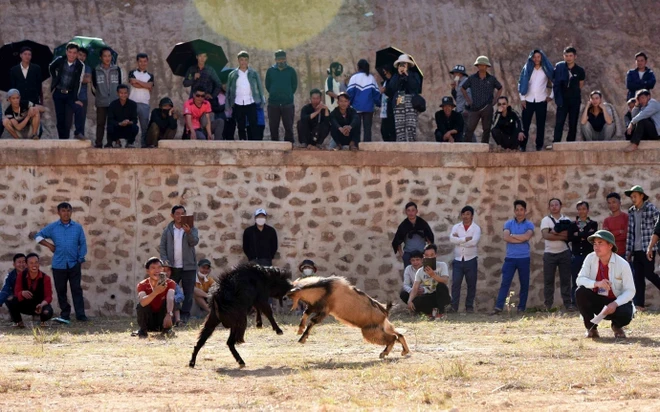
left=287, top=276, right=410, bottom=358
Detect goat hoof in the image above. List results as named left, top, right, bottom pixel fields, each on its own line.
left=238, top=362, right=246, bottom=368
left=401, top=350, right=410, bottom=357
left=189, top=360, right=195, bottom=368
left=296, top=329, right=303, bottom=335
left=276, top=329, right=283, bottom=335
left=298, top=336, right=307, bottom=344
left=379, top=352, right=387, bottom=359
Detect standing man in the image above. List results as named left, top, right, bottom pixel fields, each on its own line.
left=265, top=50, right=297, bottom=143
left=576, top=230, right=635, bottom=339
left=603, top=193, right=629, bottom=257
left=461, top=56, right=503, bottom=144
left=450, top=65, right=470, bottom=140
left=491, top=96, right=525, bottom=152
left=552, top=46, right=585, bottom=148
left=434, top=96, right=464, bottom=143
left=183, top=51, right=221, bottom=99
left=392, top=201, right=434, bottom=270
left=297, top=89, right=330, bottom=150
left=518, top=49, right=554, bottom=152
left=68, top=47, right=92, bottom=139
left=49, top=42, right=85, bottom=140
left=242, top=208, right=278, bottom=266
left=448, top=205, right=481, bottom=313
left=159, top=205, right=199, bottom=324
left=128, top=53, right=154, bottom=148
left=10, top=46, right=43, bottom=105
left=624, top=185, right=660, bottom=310
left=624, top=89, right=660, bottom=152
left=567, top=201, right=598, bottom=307
left=92, top=47, right=123, bottom=148
left=226, top=51, right=265, bottom=141
left=325, top=62, right=346, bottom=112
left=6, top=253, right=54, bottom=328
left=625, top=52, right=655, bottom=100
left=107, top=84, right=139, bottom=148
left=491, top=200, right=535, bottom=315
left=34, top=202, right=88, bottom=322
left=135, top=257, right=175, bottom=338
left=0, top=254, right=26, bottom=309
left=540, top=198, right=574, bottom=311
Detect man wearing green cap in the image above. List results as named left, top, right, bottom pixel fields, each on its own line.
left=625, top=185, right=660, bottom=310
left=576, top=230, right=635, bottom=338
left=461, top=55, right=503, bottom=144
left=265, top=50, right=297, bottom=143
left=146, top=97, right=178, bottom=147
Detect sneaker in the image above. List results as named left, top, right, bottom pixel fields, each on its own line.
left=489, top=308, right=502, bottom=316
left=12, top=322, right=26, bottom=329
left=74, top=133, right=85, bottom=140
left=446, top=307, right=457, bottom=314
left=565, top=305, right=577, bottom=313
left=137, top=330, right=148, bottom=339
left=76, top=315, right=89, bottom=322
left=435, top=313, right=445, bottom=320
left=125, top=143, right=136, bottom=148
left=112, top=141, right=122, bottom=148
left=465, top=307, right=475, bottom=314
left=545, top=144, right=553, bottom=150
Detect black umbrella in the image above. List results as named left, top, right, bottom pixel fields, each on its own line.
left=167, top=39, right=228, bottom=77
left=219, top=67, right=234, bottom=85
left=0, top=40, right=53, bottom=91
left=375, top=46, right=424, bottom=93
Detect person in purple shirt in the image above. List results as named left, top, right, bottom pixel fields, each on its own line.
left=491, top=200, right=535, bottom=315
left=34, top=202, right=88, bottom=321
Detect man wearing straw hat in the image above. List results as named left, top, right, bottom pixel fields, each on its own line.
left=461, top=56, right=503, bottom=144
left=624, top=185, right=660, bottom=310
left=575, top=230, right=635, bottom=339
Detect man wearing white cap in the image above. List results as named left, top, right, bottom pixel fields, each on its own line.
left=242, top=208, right=278, bottom=266
left=2, top=88, right=45, bottom=139
left=461, top=56, right=503, bottom=144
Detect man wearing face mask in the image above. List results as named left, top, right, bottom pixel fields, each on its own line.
left=265, top=50, right=298, bottom=143
left=450, top=65, right=470, bottom=140
left=299, top=260, right=317, bottom=278
left=242, top=209, right=278, bottom=266
left=146, top=97, right=178, bottom=147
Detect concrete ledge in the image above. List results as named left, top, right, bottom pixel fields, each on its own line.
left=158, top=140, right=293, bottom=151
left=0, top=138, right=92, bottom=149
left=554, top=140, right=660, bottom=151
left=360, top=141, right=490, bottom=153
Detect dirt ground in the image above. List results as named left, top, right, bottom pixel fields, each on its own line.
left=1, top=309, right=659, bottom=411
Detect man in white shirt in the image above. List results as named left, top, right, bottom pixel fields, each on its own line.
left=519, top=49, right=554, bottom=152
left=226, top=51, right=265, bottom=141
left=406, top=244, right=451, bottom=320
left=399, top=250, right=424, bottom=304
left=448, top=206, right=481, bottom=313
left=576, top=230, right=635, bottom=339
left=128, top=53, right=154, bottom=148
left=540, top=198, right=573, bottom=311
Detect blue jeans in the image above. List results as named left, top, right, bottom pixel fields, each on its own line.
left=451, top=258, right=478, bottom=310
left=495, top=257, right=530, bottom=311
left=570, top=254, right=586, bottom=306
left=136, top=103, right=150, bottom=147
left=402, top=252, right=412, bottom=269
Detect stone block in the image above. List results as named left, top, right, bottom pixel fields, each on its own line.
left=359, top=141, right=490, bottom=153
left=158, top=140, right=293, bottom=151
left=0, top=139, right=92, bottom=149
left=553, top=141, right=660, bottom=151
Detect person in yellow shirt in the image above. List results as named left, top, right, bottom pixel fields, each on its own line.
left=193, top=259, right=215, bottom=314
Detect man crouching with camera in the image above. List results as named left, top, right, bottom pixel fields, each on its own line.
left=135, top=257, right=176, bottom=339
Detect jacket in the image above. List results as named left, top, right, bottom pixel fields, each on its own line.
left=159, top=221, right=200, bottom=271
left=107, top=98, right=138, bottom=128
left=576, top=252, right=635, bottom=307
left=265, top=65, right=298, bottom=105
left=10, top=63, right=43, bottom=104
left=148, top=108, right=177, bottom=130
left=183, top=65, right=221, bottom=98
left=568, top=218, right=598, bottom=256
left=0, top=269, right=18, bottom=307
left=242, top=224, right=278, bottom=261
left=347, top=72, right=381, bottom=112
left=492, top=108, right=523, bottom=136
left=518, top=49, right=554, bottom=96
left=226, top=67, right=265, bottom=110
left=329, top=106, right=360, bottom=131
left=626, top=67, right=656, bottom=99
left=92, top=64, right=123, bottom=108
left=385, top=72, right=422, bottom=98
left=434, top=110, right=464, bottom=141
left=48, top=56, right=85, bottom=99
left=391, top=216, right=434, bottom=254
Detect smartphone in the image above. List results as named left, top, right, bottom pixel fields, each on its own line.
left=423, top=258, right=436, bottom=271
left=158, top=272, right=167, bottom=286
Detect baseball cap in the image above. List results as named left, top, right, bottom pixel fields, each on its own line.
left=255, top=208, right=267, bottom=217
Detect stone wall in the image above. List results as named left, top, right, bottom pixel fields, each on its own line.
left=1, top=140, right=659, bottom=315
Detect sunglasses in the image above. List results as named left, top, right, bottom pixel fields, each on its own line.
left=194, top=94, right=206, bottom=98
left=497, top=103, right=507, bottom=106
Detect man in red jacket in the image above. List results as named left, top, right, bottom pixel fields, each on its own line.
left=6, top=253, right=53, bottom=328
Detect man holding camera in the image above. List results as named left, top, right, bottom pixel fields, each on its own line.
left=541, top=198, right=574, bottom=311
left=135, top=257, right=176, bottom=338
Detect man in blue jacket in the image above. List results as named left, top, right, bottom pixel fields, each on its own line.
left=0, top=254, right=26, bottom=309
left=626, top=52, right=655, bottom=100
left=552, top=46, right=585, bottom=148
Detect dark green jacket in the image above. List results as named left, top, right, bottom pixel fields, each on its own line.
left=265, top=65, right=298, bottom=105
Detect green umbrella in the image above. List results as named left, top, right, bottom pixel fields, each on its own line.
left=54, top=36, right=117, bottom=69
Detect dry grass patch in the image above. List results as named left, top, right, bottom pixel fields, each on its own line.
left=0, top=312, right=659, bottom=410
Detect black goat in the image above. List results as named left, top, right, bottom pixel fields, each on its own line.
left=189, top=263, right=292, bottom=368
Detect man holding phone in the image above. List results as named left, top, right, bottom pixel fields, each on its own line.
left=135, top=257, right=176, bottom=338
left=406, top=244, right=451, bottom=320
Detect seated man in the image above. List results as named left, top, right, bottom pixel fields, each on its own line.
left=297, top=89, right=330, bottom=150
left=0, top=253, right=27, bottom=310
left=146, top=97, right=178, bottom=147
left=329, top=92, right=360, bottom=151
left=624, top=98, right=636, bottom=139
left=625, top=89, right=660, bottom=152
left=161, top=260, right=183, bottom=327
left=184, top=86, right=223, bottom=140
left=576, top=230, right=635, bottom=339
left=406, top=244, right=451, bottom=320
left=6, top=253, right=53, bottom=328
left=193, top=258, right=215, bottom=315
left=107, top=84, right=139, bottom=148
left=135, top=257, right=175, bottom=338
left=399, top=249, right=424, bottom=304
left=579, top=90, right=615, bottom=141
left=434, top=96, right=463, bottom=143
left=2, top=89, right=45, bottom=139
left=298, top=259, right=318, bottom=278
left=491, top=96, right=525, bottom=151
